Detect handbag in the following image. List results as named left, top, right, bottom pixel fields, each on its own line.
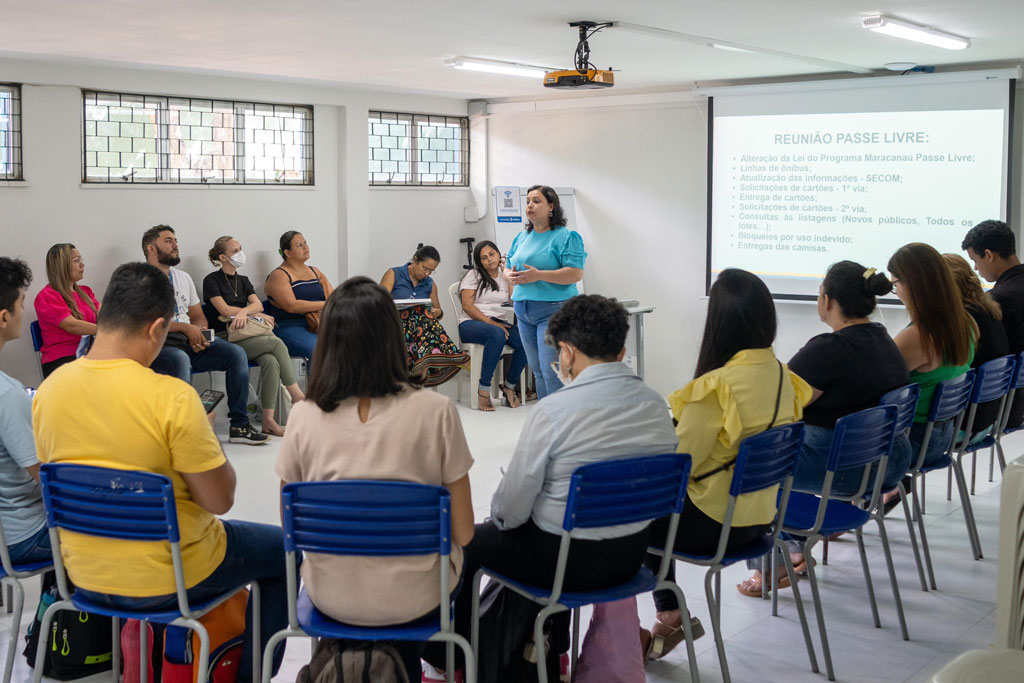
left=219, top=315, right=274, bottom=342
left=574, top=597, right=645, bottom=683
left=691, top=360, right=785, bottom=483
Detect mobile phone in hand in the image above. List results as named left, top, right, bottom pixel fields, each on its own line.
left=202, top=329, right=215, bottom=343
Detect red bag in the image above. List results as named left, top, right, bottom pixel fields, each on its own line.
left=573, top=597, right=645, bottom=683
left=162, top=589, right=248, bottom=683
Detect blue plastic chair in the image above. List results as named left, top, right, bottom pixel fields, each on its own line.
left=35, top=464, right=261, bottom=683
left=0, top=517, right=52, bottom=683
left=945, top=356, right=1014, bottom=560
left=29, top=320, right=44, bottom=381
left=261, top=481, right=475, bottom=683
left=469, top=454, right=698, bottom=683
left=992, top=351, right=1024, bottom=479
left=957, top=355, right=1016, bottom=498
left=779, top=405, right=901, bottom=682
left=651, top=423, right=816, bottom=682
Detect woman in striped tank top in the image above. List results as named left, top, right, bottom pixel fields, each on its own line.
left=265, top=231, right=333, bottom=361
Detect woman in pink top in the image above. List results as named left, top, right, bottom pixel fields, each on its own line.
left=33, top=244, right=99, bottom=378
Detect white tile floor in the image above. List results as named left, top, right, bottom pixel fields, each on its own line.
left=0, top=395, right=1009, bottom=683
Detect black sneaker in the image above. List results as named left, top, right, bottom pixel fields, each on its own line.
left=229, top=424, right=269, bottom=445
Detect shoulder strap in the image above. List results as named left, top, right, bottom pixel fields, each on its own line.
left=274, top=267, right=293, bottom=284
left=692, top=359, right=786, bottom=483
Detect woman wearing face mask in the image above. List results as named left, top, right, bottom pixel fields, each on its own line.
left=422, top=295, right=676, bottom=680
left=203, top=236, right=304, bottom=436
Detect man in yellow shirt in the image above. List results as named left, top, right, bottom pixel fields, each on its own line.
left=32, top=262, right=288, bottom=683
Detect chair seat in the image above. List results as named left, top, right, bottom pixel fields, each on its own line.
left=962, top=433, right=996, bottom=453
left=484, top=566, right=658, bottom=610
left=919, top=453, right=954, bottom=474
left=653, top=535, right=775, bottom=566
left=71, top=589, right=237, bottom=624
left=782, top=492, right=871, bottom=535
left=296, top=589, right=442, bottom=641
left=0, top=559, right=53, bottom=579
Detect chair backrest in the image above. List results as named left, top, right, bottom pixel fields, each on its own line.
left=447, top=281, right=461, bottom=314
left=30, top=320, right=44, bottom=353
left=729, top=422, right=805, bottom=498
left=970, top=355, right=1016, bottom=405
left=281, top=480, right=449, bottom=557
left=279, top=480, right=454, bottom=632
left=562, top=453, right=691, bottom=532
left=928, top=370, right=975, bottom=422
left=1012, top=352, right=1024, bottom=391
left=37, top=463, right=198, bottom=615
left=826, top=405, right=899, bottom=473
left=879, top=384, right=920, bottom=435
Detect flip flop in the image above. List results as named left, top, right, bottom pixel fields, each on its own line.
left=736, top=572, right=793, bottom=597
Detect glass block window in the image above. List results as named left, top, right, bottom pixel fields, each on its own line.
left=83, top=91, right=314, bottom=184
left=368, top=111, right=468, bottom=186
left=0, top=84, right=22, bottom=181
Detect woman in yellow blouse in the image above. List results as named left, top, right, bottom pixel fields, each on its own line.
left=642, top=269, right=812, bottom=661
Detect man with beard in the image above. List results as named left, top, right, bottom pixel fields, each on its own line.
left=143, top=225, right=267, bottom=445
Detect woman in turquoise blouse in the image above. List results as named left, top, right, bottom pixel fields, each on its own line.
left=504, top=185, right=587, bottom=398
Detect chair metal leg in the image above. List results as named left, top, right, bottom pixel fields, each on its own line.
left=897, top=483, right=928, bottom=591
left=995, top=440, right=1008, bottom=475
left=194, top=622, right=210, bottom=683
left=970, top=449, right=977, bottom=495
left=854, top=529, right=881, bottom=628
left=803, top=539, right=835, bottom=681
left=260, top=628, right=306, bottom=683
left=912, top=485, right=938, bottom=590
left=250, top=583, right=261, bottom=683
left=989, top=446, right=995, bottom=483
left=704, top=569, right=731, bottom=683
left=778, top=544, right=819, bottom=674
left=952, top=458, right=984, bottom=560
left=822, top=536, right=829, bottom=565
left=874, top=515, right=909, bottom=641
left=532, top=605, right=563, bottom=683
left=428, top=633, right=477, bottom=683
left=446, top=641, right=455, bottom=683
left=139, top=619, right=149, bottom=683
left=946, top=467, right=952, bottom=501
left=111, top=616, right=121, bottom=683
left=33, top=598, right=73, bottom=683
left=469, top=570, right=485, bottom=661
left=714, top=571, right=722, bottom=624
left=660, top=581, right=701, bottom=683
left=570, top=608, right=580, bottom=678
left=2, top=578, right=23, bottom=683
left=770, top=547, right=779, bottom=616
left=921, top=472, right=927, bottom=514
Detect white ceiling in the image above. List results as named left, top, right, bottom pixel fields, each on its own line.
left=2, top=0, right=1023, bottom=100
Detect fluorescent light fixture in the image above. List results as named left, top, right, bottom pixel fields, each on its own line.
left=443, top=57, right=550, bottom=78
left=862, top=15, right=969, bottom=50
left=709, top=43, right=750, bottom=53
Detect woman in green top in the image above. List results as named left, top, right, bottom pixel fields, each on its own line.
left=888, top=243, right=977, bottom=468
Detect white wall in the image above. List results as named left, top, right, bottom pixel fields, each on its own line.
left=0, top=57, right=469, bottom=386
left=486, top=102, right=926, bottom=397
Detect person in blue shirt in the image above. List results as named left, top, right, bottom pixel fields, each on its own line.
left=0, top=257, right=49, bottom=565
left=505, top=185, right=587, bottom=399
left=380, top=245, right=468, bottom=387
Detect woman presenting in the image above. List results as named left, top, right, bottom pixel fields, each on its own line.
left=505, top=185, right=586, bottom=398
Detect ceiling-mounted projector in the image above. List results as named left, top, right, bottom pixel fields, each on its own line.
left=544, top=21, right=615, bottom=89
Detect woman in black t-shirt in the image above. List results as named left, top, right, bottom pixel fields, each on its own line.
left=203, top=236, right=305, bottom=436
left=738, top=261, right=910, bottom=597
left=943, top=253, right=1009, bottom=433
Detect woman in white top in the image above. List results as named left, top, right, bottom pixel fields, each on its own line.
left=458, top=241, right=527, bottom=410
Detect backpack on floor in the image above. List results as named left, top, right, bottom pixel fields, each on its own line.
left=161, top=588, right=248, bottom=683
left=23, top=573, right=115, bottom=680
left=297, top=638, right=409, bottom=683
left=476, top=582, right=562, bottom=683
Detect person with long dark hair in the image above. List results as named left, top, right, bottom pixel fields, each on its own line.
left=380, top=244, right=469, bottom=388
left=504, top=185, right=587, bottom=398
left=888, top=243, right=976, bottom=470
left=640, top=269, right=812, bottom=661
left=275, top=277, right=475, bottom=678
left=736, top=261, right=909, bottom=597
left=264, top=231, right=332, bottom=361
left=33, top=243, right=100, bottom=377
left=457, top=240, right=526, bottom=410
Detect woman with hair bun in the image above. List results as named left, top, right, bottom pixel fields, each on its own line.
left=736, top=261, right=909, bottom=597
left=264, top=230, right=333, bottom=361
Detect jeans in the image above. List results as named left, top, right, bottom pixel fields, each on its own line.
left=909, top=419, right=954, bottom=470
left=8, top=525, right=52, bottom=565
left=273, top=319, right=317, bottom=361
left=458, top=318, right=528, bottom=390
left=151, top=338, right=251, bottom=429
left=792, top=424, right=913, bottom=496
left=74, top=520, right=291, bottom=683
left=513, top=300, right=565, bottom=399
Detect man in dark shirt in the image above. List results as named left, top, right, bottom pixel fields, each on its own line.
left=963, top=219, right=1024, bottom=425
